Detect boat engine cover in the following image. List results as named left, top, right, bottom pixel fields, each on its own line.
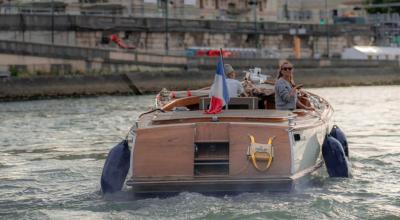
left=330, top=125, right=349, bottom=157
left=322, top=135, right=349, bottom=178
left=101, top=140, right=131, bottom=194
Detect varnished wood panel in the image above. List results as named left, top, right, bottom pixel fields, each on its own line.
left=161, top=96, right=200, bottom=111
left=133, top=124, right=195, bottom=178
left=155, top=110, right=290, bottom=121
left=229, top=124, right=292, bottom=176
left=152, top=110, right=289, bottom=125
left=195, top=123, right=229, bottom=142
left=153, top=117, right=287, bottom=125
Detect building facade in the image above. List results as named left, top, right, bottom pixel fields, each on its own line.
left=2, top=0, right=365, bottom=24
left=0, top=0, right=371, bottom=59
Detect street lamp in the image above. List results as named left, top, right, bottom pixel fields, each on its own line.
left=324, top=0, right=330, bottom=58
left=51, top=0, right=54, bottom=44
left=128, top=0, right=132, bottom=17
left=248, top=0, right=258, bottom=48
left=162, top=0, right=170, bottom=55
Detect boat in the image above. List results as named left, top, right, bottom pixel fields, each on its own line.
left=119, top=80, right=339, bottom=195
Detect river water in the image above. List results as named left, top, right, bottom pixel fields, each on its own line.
left=0, top=86, right=399, bottom=219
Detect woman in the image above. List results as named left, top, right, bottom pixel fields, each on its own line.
left=274, top=61, right=314, bottom=111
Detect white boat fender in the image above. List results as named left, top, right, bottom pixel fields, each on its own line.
left=329, top=125, right=349, bottom=157
left=100, top=140, right=131, bottom=194
left=322, top=135, right=349, bottom=178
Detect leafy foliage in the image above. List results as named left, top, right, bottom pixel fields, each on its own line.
left=365, top=0, right=400, bottom=14
left=9, top=66, right=19, bottom=77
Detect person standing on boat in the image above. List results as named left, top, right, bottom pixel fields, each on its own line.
left=274, top=61, right=313, bottom=111
left=224, top=64, right=245, bottom=97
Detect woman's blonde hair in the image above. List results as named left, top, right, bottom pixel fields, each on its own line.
left=277, top=60, right=295, bottom=86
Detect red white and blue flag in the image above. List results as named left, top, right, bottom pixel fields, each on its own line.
left=205, top=53, right=230, bottom=114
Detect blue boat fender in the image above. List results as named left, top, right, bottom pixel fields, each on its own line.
left=101, top=140, right=131, bottom=194
left=322, top=135, right=349, bottom=178
left=330, top=125, right=349, bottom=157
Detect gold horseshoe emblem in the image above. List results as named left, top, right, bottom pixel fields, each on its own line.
left=247, top=135, right=275, bottom=172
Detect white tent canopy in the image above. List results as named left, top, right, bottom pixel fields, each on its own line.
left=342, top=46, right=400, bottom=60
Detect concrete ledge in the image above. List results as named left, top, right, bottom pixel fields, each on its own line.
left=1, top=67, right=400, bottom=101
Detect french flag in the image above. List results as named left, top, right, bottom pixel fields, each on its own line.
left=205, top=53, right=230, bottom=114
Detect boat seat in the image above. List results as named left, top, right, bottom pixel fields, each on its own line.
left=199, top=97, right=258, bottom=110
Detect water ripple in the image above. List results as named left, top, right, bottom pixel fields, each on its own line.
left=1, top=87, right=400, bottom=219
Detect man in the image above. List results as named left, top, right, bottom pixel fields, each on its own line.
left=224, top=64, right=245, bottom=97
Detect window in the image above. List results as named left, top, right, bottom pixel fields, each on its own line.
left=221, top=0, right=226, bottom=8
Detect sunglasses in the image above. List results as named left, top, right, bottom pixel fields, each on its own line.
left=282, top=67, right=293, bottom=71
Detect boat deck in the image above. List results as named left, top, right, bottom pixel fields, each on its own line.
left=152, top=110, right=293, bottom=125
left=138, top=108, right=326, bottom=130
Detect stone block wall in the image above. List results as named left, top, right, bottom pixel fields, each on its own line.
left=0, top=29, right=372, bottom=59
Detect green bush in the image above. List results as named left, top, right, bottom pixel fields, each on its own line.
left=9, top=66, right=19, bottom=77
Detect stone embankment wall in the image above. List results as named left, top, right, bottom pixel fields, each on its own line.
left=1, top=67, right=399, bottom=101
left=0, top=39, right=397, bottom=74
left=0, top=14, right=372, bottom=58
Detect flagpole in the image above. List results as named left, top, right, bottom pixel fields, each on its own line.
left=219, top=48, right=229, bottom=110
left=219, top=48, right=224, bottom=65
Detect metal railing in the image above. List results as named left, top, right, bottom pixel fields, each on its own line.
left=0, top=14, right=372, bottom=36
left=0, top=39, right=110, bottom=61
left=0, top=39, right=187, bottom=65
left=367, top=13, right=400, bottom=24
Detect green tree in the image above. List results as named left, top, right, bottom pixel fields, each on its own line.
left=365, top=0, right=400, bottom=14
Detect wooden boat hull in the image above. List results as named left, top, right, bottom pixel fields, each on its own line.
left=127, top=176, right=295, bottom=194
left=126, top=160, right=324, bottom=194
left=126, top=120, right=330, bottom=194
left=126, top=93, right=333, bottom=194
